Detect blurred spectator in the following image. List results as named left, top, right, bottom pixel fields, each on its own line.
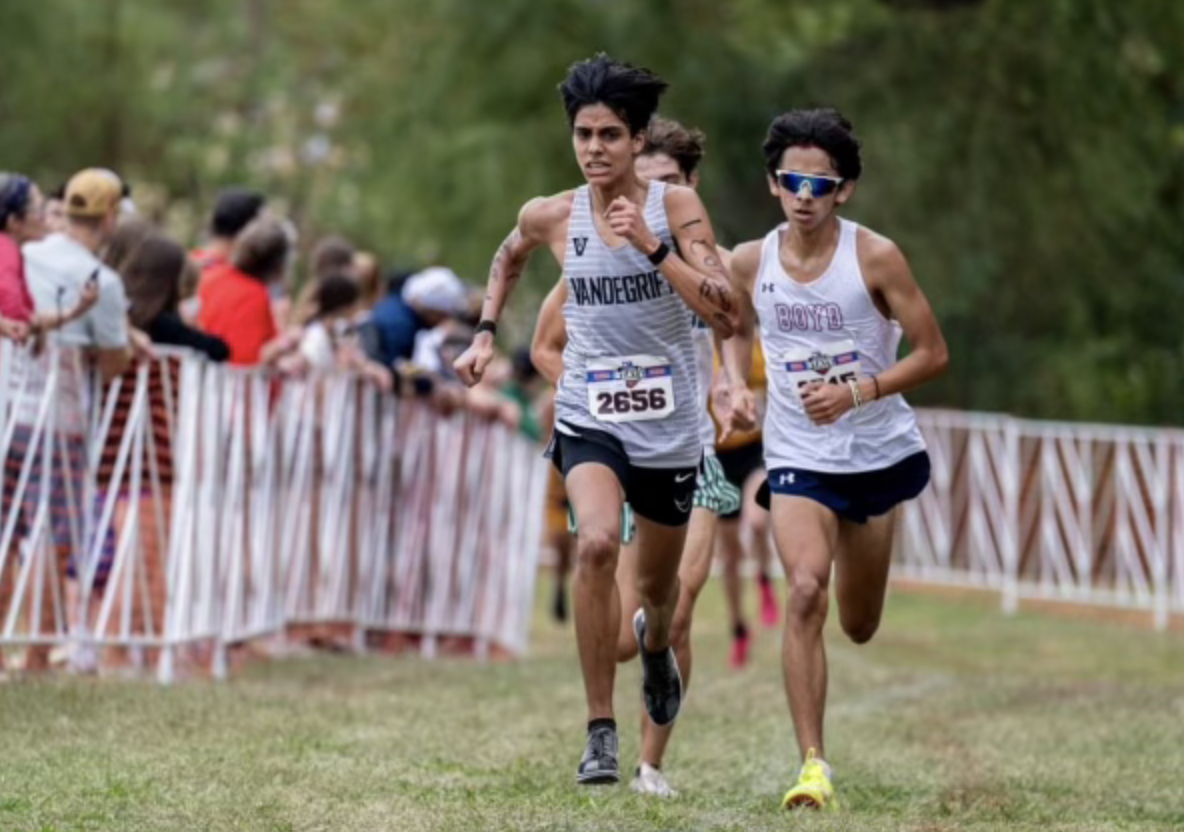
left=269, top=273, right=392, bottom=391
left=385, top=265, right=417, bottom=296
left=197, top=216, right=289, bottom=365
left=191, top=187, right=267, bottom=276
left=4, top=168, right=131, bottom=673
left=22, top=168, right=131, bottom=380
left=105, top=219, right=229, bottom=361
left=43, top=183, right=68, bottom=235
left=370, top=266, right=467, bottom=367
left=353, top=251, right=383, bottom=312
left=349, top=251, right=384, bottom=361
left=186, top=187, right=265, bottom=326
left=290, top=235, right=357, bottom=326
left=94, top=221, right=229, bottom=667
left=310, top=235, right=357, bottom=281
left=0, top=172, right=98, bottom=342
left=500, top=347, right=545, bottom=442
left=297, top=273, right=360, bottom=371
left=268, top=217, right=301, bottom=331
left=0, top=172, right=43, bottom=340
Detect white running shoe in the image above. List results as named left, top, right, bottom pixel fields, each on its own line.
left=631, top=762, right=677, bottom=798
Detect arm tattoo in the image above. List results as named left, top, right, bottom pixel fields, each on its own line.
left=489, top=229, right=525, bottom=287
left=699, top=279, right=734, bottom=314
left=691, top=237, right=734, bottom=314
left=689, top=238, right=726, bottom=275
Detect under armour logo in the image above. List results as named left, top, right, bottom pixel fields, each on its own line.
left=779, top=472, right=795, bottom=486
left=761, top=283, right=775, bottom=293
left=573, top=237, right=588, bottom=256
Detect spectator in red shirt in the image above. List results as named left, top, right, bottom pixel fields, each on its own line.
left=198, top=216, right=292, bottom=365
left=184, top=188, right=266, bottom=325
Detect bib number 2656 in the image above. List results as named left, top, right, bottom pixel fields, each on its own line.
left=585, top=355, right=676, bottom=424
left=596, top=388, right=667, bottom=416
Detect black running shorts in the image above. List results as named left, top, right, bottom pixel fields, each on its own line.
left=546, top=423, right=699, bottom=527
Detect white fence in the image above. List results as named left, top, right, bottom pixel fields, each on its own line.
left=898, top=409, right=1184, bottom=628
left=6, top=339, right=1178, bottom=682
left=0, top=342, right=548, bottom=682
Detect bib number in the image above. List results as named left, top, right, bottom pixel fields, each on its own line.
left=782, top=340, right=862, bottom=400
left=586, top=355, right=676, bottom=423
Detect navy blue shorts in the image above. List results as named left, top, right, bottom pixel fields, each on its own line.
left=755, top=451, right=931, bottom=524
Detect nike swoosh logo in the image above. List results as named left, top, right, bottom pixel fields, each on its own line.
left=675, top=472, right=694, bottom=483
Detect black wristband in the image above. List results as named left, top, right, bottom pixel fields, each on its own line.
left=647, top=241, right=670, bottom=266
left=474, top=319, right=497, bottom=336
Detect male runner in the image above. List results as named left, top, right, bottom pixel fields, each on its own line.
left=718, top=108, right=948, bottom=811
left=531, top=116, right=743, bottom=797
left=454, top=56, right=741, bottom=785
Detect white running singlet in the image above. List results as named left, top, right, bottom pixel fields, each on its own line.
left=755, top=219, right=926, bottom=473
left=554, top=181, right=701, bottom=468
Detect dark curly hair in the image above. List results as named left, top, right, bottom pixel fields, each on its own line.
left=643, top=116, right=707, bottom=179
left=762, top=108, right=862, bottom=181
left=559, top=54, right=668, bottom=136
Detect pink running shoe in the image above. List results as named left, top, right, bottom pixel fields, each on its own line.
left=759, top=575, right=780, bottom=628
left=730, top=625, right=750, bottom=669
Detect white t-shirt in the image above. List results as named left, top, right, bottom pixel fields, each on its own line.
left=17, top=233, right=129, bottom=433
left=22, top=232, right=129, bottom=349
left=299, top=321, right=337, bottom=371
left=411, top=326, right=447, bottom=373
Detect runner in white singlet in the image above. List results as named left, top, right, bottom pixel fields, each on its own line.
left=716, top=108, right=949, bottom=812
left=530, top=116, right=742, bottom=798
left=454, top=57, right=743, bottom=788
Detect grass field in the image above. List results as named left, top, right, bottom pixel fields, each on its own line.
left=2, top=581, right=1184, bottom=832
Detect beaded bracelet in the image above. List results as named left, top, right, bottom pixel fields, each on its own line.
left=848, top=378, right=863, bottom=409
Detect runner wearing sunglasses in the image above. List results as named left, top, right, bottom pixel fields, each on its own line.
left=716, top=108, right=949, bottom=812
left=454, top=55, right=744, bottom=787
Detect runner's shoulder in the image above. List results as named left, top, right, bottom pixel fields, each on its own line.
left=727, top=239, right=764, bottom=286
left=854, top=224, right=909, bottom=284
left=519, top=192, right=577, bottom=241
left=661, top=183, right=709, bottom=226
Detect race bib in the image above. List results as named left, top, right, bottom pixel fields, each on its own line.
left=586, top=354, right=676, bottom=423
left=782, top=340, right=862, bottom=400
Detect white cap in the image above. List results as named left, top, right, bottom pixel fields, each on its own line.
left=402, top=266, right=468, bottom=316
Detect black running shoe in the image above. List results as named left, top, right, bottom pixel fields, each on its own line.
left=576, top=724, right=620, bottom=785
left=633, top=609, right=683, bottom=726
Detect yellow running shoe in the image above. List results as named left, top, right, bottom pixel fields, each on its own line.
left=781, top=748, right=838, bottom=811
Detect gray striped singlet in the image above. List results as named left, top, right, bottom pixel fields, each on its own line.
left=554, top=181, right=701, bottom=468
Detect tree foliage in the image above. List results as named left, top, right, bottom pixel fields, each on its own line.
left=2, top=0, right=1182, bottom=423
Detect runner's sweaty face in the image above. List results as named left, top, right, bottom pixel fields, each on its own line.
left=573, top=104, right=645, bottom=186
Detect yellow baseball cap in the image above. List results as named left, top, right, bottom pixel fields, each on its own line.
left=64, top=168, right=125, bottom=217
